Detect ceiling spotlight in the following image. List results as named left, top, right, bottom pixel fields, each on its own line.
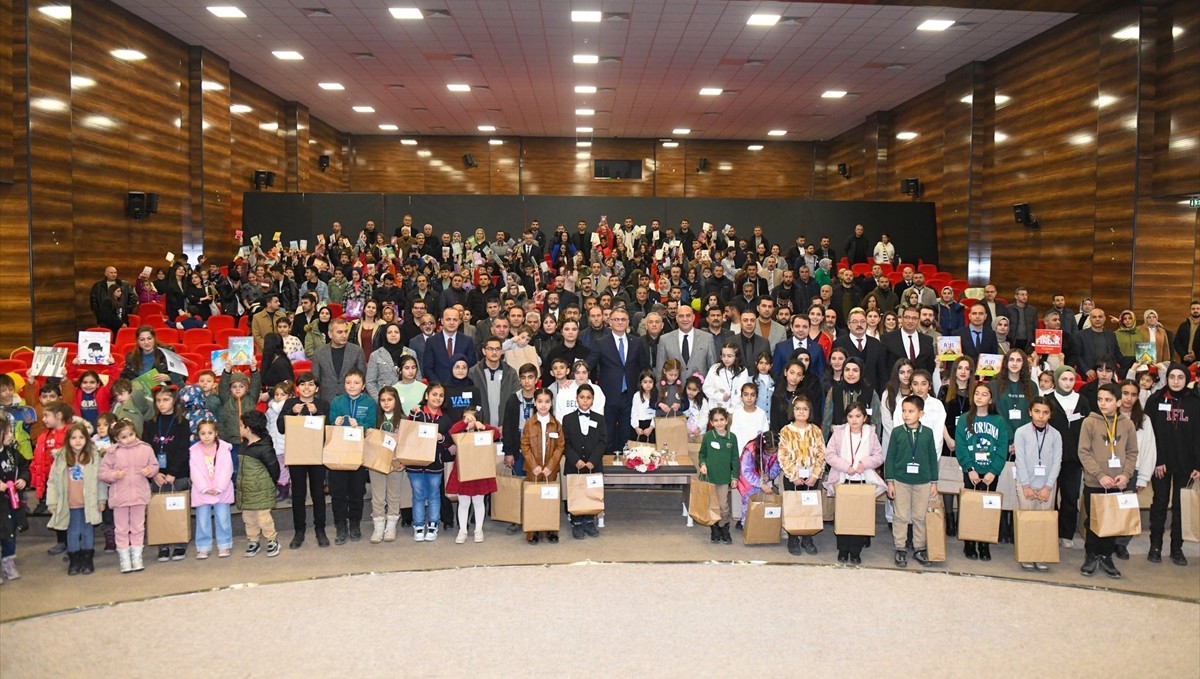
left=747, top=144, right=764, bottom=151
left=38, top=5, right=71, bottom=19
left=576, top=126, right=593, bottom=133
left=699, top=87, right=723, bottom=96
left=821, top=90, right=847, bottom=98
left=319, top=82, right=344, bottom=90
left=352, top=106, right=375, bottom=113
left=447, top=83, right=471, bottom=92
left=896, top=131, right=919, bottom=140
left=672, top=128, right=691, bottom=135
left=111, top=49, right=147, bottom=60
left=574, top=85, right=597, bottom=94
left=378, top=124, right=399, bottom=131
left=488, top=139, right=504, bottom=145
left=917, top=19, right=955, bottom=31
left=272, top=50, right=303, bottom=60
left=662, top=141, right=679, bottom=148
left=207, top=6, right=246, bottom=18
left=576, top=108, right=595, bottom=116
left=747, top=14, right=780, bottom=26
left=230, top=104, right=252, bottom=113
left=389, top=7, right=423, bottom=20
left=572, top=10, right=601, bottom=22
left=767, top=130, right=786, bottom=136
left=400, top=139, right=418, bottom=145
left=573, top=54, right=599, bottom=64
left=478, top=125, right=496, bottom=132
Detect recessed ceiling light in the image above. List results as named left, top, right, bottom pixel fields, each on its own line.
left=318, top=82, right=344, bottom=90
left=207, top=6, right=246, bottom=18
left=821, top=90, right=847, bottom=98
left=488, top=139, right=504, bottom=145
left=747, top=144, right=764, bottom=151
left=201, top=80, right=224, bottom=91
left=994, top=131, right=1008, bottom=143
left=38, top=5, right=71, bottom=19
left=71, top=76, right=96, bottom=89
left=272, top=50, right=303, bottom=60
left=576, top=141, right=592, bottom=147
left=230, top=104, right=251, bottom=113
left=699, top=87, right=723, bottom=96
left=573, top=54, right=599, bottom=64
left=672, top=128, right=691, bottom=135
left=576, top=108, right=595, bottom=116
left=767, top=129, right=786, bottom=136
left=574, top=85, right=597, bottom=94
left=400, top=139, right=418, bottom=145
left=416, top=149, right=431, bottom=157
left=917, top=19, right=955, bottom=31
left=576, top=126, right=593, bottom=133
left=447, top=83, right=471, bottom=92
left=959, top=94, right=1010, bottom=105
left=896, top=131, right=919, bottom=140
left=571, top=10, right=601, bottom=22
left=378, top=124, right=399, bottom=131
left=1095, top=94, right=1118, bottom=108
left=1112, top=26, right=1138, bottom=40
left=746, top=14, right=780, bottom=26
left=661, top=141, right=679, bottom=148
left=389, top=7, right=423, bottom=20
left=353, top=106, right=375, bottom=113
left=259, top=122, right=279, bottom=131
left=478, top=125, right=496, bottom=132
left=111, top=49, right=147, bottom=61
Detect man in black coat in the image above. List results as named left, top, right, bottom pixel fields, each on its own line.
left=587, top=308, right=649, bottom=452
left=832, top=308, right=888, bottom=392
left=954, top=303, right=1001, bottom=360
left=881, top=306, right=936, bottom=375
left=561, top=385, right=608, bottom=539
left=89, top=266, right=139, bottom=322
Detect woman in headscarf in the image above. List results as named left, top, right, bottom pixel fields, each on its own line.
left=1114, top=310, right=1140, bottom=366
left=822, top=356, right=880, bottom=440
left=303, top=305, right=333, bottom=359
left=365, top=322, right=414, bottom=400
left=814, top=258, right=833, bottom=289
left=1047, top=365, right=1091, bottom=549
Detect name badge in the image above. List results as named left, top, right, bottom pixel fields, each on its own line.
left=1108, top=456, right=1120, bottom=468
left=906, top=463, right=920, bottom=474
left=157, top=453, right=168, bottom=468
left=975, top=452, right=988, bottom=463
left=1033, top=465, right=1047, bottom=477
left=797, top=468, right=811, bottom=479
left=1158, top=403, right=1171, bottom=412
left=1067, top=412, right=1083, bottom=422
left=1008, top=409, right=1021, bottom=420
left=865, top=407, right=873, bottom=416
left=548, top=432, right=559, bottom=439
left=710, top=441, right=721, bottom=449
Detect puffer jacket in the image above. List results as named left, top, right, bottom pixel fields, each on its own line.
left=236, top=438, right=280, bottom=511
left=97, top=441, right=159, bottom=508
left=46, top=449, right=108, bottom=529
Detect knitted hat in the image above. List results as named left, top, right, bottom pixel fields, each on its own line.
left=227, top=371, right=249, bottom=386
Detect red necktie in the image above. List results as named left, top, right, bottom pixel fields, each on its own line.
left=447, top=335, right=454, bottom=356
left=908, top=335, right=916, bottom=360
left=856, top=338, right=864, bottom=352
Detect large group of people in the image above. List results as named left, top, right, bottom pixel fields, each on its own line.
left=1, top=216, right=1198, bottom=584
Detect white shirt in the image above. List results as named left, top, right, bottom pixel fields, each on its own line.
left=900, top=330, right=921, bottom=358
left=678, top=329, right=694, bottom=354
left=730, top=406, right=770, bottom=457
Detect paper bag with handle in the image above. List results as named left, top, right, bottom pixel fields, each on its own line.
left=322, top=426, right=364, bottom=470
left=1014, top=509, right=1060, bottom=563
left=393, top=419, right=438, bottom=466
left=567, top=473, right=605, bottom=515
left=146, top=491, right=192, bottom=545
left=937, top=457, right=964, bottom=495
left=958, top=487, right=1003, bottom=543
left=522, top=476, right=561, bottom=532
left=655, top=417, right=691, bottom=459
left=284, top=415, right=326, bottom=466
left=490, top=466, right=522, bottom=524
left=834, top=482, right=877, bottom=536
left=1089, top=491, right=1142, bottom=538
left=1182, top=481, right=1200, bottom=543
left=782, top=490, right=824, bottom=536
left=925, top=494, right=947, bottom=562
left=687, top=475, right=720, bottom=526
left=362, top=428, right=399, bottom=475
left=743, top=492, right=784, bottom=545
left=453, top=430, right=498, bottom=482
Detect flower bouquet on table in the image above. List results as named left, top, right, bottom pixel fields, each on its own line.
left=621, top=444, right=662, bottom=473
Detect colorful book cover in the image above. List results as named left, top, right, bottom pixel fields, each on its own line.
left=134, top=368, right=161, bottom=395
left=31, top=346, right=67, bottom=378
left=1135, top=342, right=1156, bottom=365
left=936, top=335, right=962, bottom=362
left=211, top=349, right=229, bottom=375
left=975, top=353, right=1003, bottom=378
left=77, top=331, right=111, bottom=365
left=1033, top=329, right=1063, bottom=355
left=227, top=337, right=255, bottom=366
left=160, top=348, right=189, bottom=376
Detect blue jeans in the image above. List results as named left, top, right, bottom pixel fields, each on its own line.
left=67, top=508, right=94, bottom=551
left=407, top=472, right=442, bottom=528
left=194, top=503, right=233, bottom=551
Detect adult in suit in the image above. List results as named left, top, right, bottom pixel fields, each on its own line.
left=561, top=387, right=608, bottom=538
left=759, top=256, right=786, bottom=294
left=980, top=284, right=1009, bottom=329
left=832, top=309, right=889, bottom=392
left=657, top=306, right=717, bottom=379
left=731, top=309, right=770, bottom=370
left=1075, top=307, right=1124, bottom=378
left=754, top=297, right=788, bottom=348
left=515, top=232, right=543, bottom=270
left=587, top=308, right=649, bottom=452
left=422, top=306, right=476, bottom=384
left=954, top=303, right=1001, bottom=360
left=312, top=318, right=367, bottom=400
left=771, top=315, right=827, bottom=381
left=881, top=306, right=936, bottom=375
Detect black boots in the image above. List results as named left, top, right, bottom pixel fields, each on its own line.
left=67, top=551, right=81, bottom=576
left=315, top=528, right=330, bottom=547
left=334, top=523, right=348, bottom=545
left=998, top=511, right=1014, bottom=544
left=978, top=543, right=992, bottom=561
left=945, top=511, right=958, bottom=538
left=80, top=549, right=94, bottom=574
left=787, top=535, right=802, bottom=555
left=963, top=541, right=978, bottom=560
left=710, top=525, right=720, bottom=543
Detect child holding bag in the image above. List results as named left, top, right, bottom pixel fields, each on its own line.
left=954, top=381, right=1009, bottom=561
left=98, top=419, right=159, bottom=573
left=520, top=387, right=564, bottom=544
left=46, top=423, right=106, bottom=575
left=446, top=409, right=499, bottom=544
left=885, top=396, right=939, bottom=568
left=368, top=386, right=406, bottom=544
left=778, top=395, right=826, bottom=556
left=698, top=407, right=738, bottom=545
left=189, top=421, right=234, bottom=559
left=1013, top=397, right=1062, bottom=571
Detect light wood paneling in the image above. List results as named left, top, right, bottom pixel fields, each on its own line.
left=191, top=47, right=232, bottom=262
left=307, top=115, right=349, bottom=193
left=0, top=0, right=30, bottom=351
left=228, top=72, right=287, bottom=245
left=0, top=0, right=12, bottom=184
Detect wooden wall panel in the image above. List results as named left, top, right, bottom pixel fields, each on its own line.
left=683, top=141, right=815, bottom=198
left=521, top=138, right=656, bottom=196
left=349, top=135, right=521, bottom=195
left=0, top=0, right=30, bottom=351
left=886, top=84, right=946, bottom=211
left=939, top=65, right=976, bottom=279
left=228, top=72, right=287, bottom=243
left=307, top=115, right=349, bottom=193
left=654, top=142, right=686, bottom=197
left=0, top=0, right=12, bottom=184
left=191, top=47, right=233, bottom=262
left=1151, top=0, right=1200, bottom=198
left=816, top=125, right=868, bottom=201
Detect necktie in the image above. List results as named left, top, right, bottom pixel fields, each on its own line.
left=618, top=336, right=628, bottom=392
left=447, top=334, right=454, bottom=356
left=973, top=330, right=980, bottom=349
left=682, top=334, right=690, bottom=363
left=856, top=338, right=864, bottom=352
left=908, top=334, right=916, bottom=360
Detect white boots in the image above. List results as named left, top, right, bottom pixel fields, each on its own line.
left=118, top=549, right=132, bottom=573
left=383, top=515, right=398, bottom=542
left=371, top=518, right=386, bottom=544
left=130, top=546, right=144, bottom=572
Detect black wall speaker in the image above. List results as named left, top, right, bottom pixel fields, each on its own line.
left=126, top=191, right=147, bottom=220
left=900, top=178, right=920, bottom=195
left=146, top=192, right=159, bottom=214
left=462, top=153, right=478, bottom=169
left=265, top=171, right=276, bottom=187
left=837, top=162, right=851, bottom=179
left=697, top=157, right=709, bottom=173
left=318, top=155, right=330, bottom=171
left=1013, top=203, right=1039, bottom=228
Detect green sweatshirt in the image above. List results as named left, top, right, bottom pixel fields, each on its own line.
left=992, top=378, right=1032, bottom=438
left=698, top=429, right=739, bottom=486
left=954, top=412, right=1009, bottom=477
left=885, top=423, right=939, bottom=484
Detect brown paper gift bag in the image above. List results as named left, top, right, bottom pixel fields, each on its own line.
left=743, top=492, right=783, bottom=545
left=1182, top=481, right=1200, bottom=543
left=1014, top=510, right=1060, bottom=563
left=567, top=473, right=605, bottom=515
left=782, top=490, right=824, bottom=536
left=687, top=476, right=720, bottom=526
left=490, top=469, right=522, bottom=524
left=834, top=482, right=877, bottom=536
left=284, top=415, right=326, bottom=466
left=958, top=488, right=1002, bottom=543
left=1089, top=492, right=1141, bottom=538
left=925, top=495, right=947, bottom=562
left=937, top=457, right=964, bottom=495
left=322, top=426, right=364, bottom=470
left=361, top=428, right=399, bottom=475
left=522, top=479, right=561, bottom=532
left=393, top=419, right=438, bottom=466
left=997, top=462, right=1018, bottom=511
left=656, top=417, right=691, bottom=458
left=146, top=491, right=191, bottom=546
left=1137, top=482, right=1154, bottom=509
left=453, top=430, right=498, bottom=482
left=822, top=488, right=836, bottom=522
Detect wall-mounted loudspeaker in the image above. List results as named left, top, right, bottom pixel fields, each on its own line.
left=696, top=157, right=709, bottom=173
left=318, top=155, right=330, bottom=171
left=1013, top=203, right=1039, bottom=229
left=463, top=153, right=479, bottom=169
left=126, top=192, right=147, bottom=220
left=837, top=163, right=851, bottom=179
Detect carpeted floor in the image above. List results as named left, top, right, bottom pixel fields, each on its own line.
left=2, top=562, right=1198, bottom=678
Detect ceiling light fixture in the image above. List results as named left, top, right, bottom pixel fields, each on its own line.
left=747, top=144, right=764, bottom=151
left=959, top=94, right=1010, bottom=105
left=821, top=90, right=847, bottom=98
left=388, top=7, right=423, bottom=20
left=573, top=54, right=599, bottom=64
left=318, top=82, right=344, bottom=90
left=206, top=6, right=246, bottom=18
left=111, top=49, right=147, bottom=60
left=896, top=131, right=919, bottom=140
left=746, top=14, right=780, bottom=26
left=478, top=125, right=496, bottom=132
left=917, top=19, right=955, bottom=31
left=352, top=106, right=375, bottom=113
left=574, top=85, right=597, bottom=94
left=576, top=126, right=593, bottom=133
left=661, top=141, right=679, bottom=148
left=767, top=130, right=786, bottom=136
left=575, top=108, right=595, bottom=116
left=230, top=104, right=251, bottom=113
left=38, top=5, right=71, bottom=19
left=272, top=50, right=303, bottom=60
left=672, top=128, right=691, bottom=135
left=489, top=139, right=504, bottom=145
left=378, top=124, right=398, bottom=131
left=447, top=83, right=471, bottom=92
left=571, top=10, right=601, bottom=22
left=400, top=139, right=418, bottom=145
left=699, top=87, right=723, bottom=96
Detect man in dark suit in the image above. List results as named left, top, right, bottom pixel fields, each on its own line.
left=981, top=284, right=1009, bottom=329
left=732, top=309, right=770, bottom=369
left=881, top=306, right=936, bottom=375
left=772, top=315, right=827, bottom=381
left=832, top=309, right=888, bottom=391
left=516, top=231, right=543, bottom=269
left=954, top=303, right=1001, bottom=360
left=422, top=306, right=476, bottom=384
left=1075, top=307, right=1125, bottom=378
left=561, top=385, right=608, bottom=539
left=587, top=308, right=649, bottom=452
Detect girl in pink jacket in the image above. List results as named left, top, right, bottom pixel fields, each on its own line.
left=97, top=420, right=159, bottom=574
left=189, top=421, right=234, bottom=559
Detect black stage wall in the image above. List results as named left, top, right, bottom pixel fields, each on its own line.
left=242, top=193, right=938, bottom=266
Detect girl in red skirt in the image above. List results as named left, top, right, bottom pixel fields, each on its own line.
left=446, top=409, right=499, bottom=544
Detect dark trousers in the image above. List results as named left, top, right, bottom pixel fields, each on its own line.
left=288, top=464, right=327, bottom=531
left=1056, top=462, right=1083, bottom=540
left=328, top=468, right=366, bottom=526
left=1082, top=486, right=1116, bottom=557
left=1150, top=470, right=1190, bottom=553
left=606, top=393, right=633, bottom=453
